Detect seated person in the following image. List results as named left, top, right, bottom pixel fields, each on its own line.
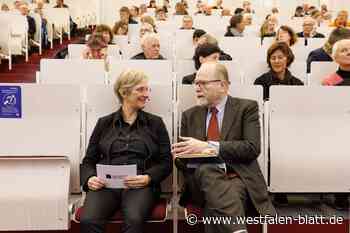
left=129, top=6, right=140, bottom=22
left=173, top=62, right=276, bottom=233
left=234, top=7, right=244, bottom=15
left=307, top=27, right=350, bottom=73
left=192, top=29, right=206, bottom=46
left=221, top=8, right=232, bottom=16
left=275, top=25, right=298, bottom=47
left=297, top=17, right=325, bottom=38
left=310, top=10, right=323, bottom=27
left=155, top=7, right=167, bottom=21
left=224, top=14, right=245, bottom=37
left=329, top=10, right=350, bottom=28
left=254, top=42, right=304, bottom=100
left=212, top=0, right=223, bottom=9
left=113, top=21, right=128, bottom=35
left=294, top=6, right=304, bottom=17
left=320, top=4, right=332, bottom=21
left=139, top=23, right=155, bottom=38
left=180, top=15, right=195, bottom=30
left=94, top=24, right=114, bottom=44
left=194, top=2, right=206, bottom=15
left=54, top=0, right=68, bottom=8
left=82, top=34, right=108, bottom=59
left=80, top=69, right=172, bottom=233
left=120, top=6, right=138, bottom=24
left=131, top=33, right=165, bottom=59
left=1, top=3, right=9, bottom=11
left=19, top=3, right=36, bottom=40
left=174, top=2, right=188, bottom=15
left=197, top=33, right=232, bottom=60
left=243, top=13, right=253, bottom=26
left=271, top=7, right=279, bottom=14
left=243, top=0, right=255, bottom=14
left=140, top=15, right=157, bottom=33
left=148, top=0, right=156, bottom=8
left=139, top=4, right=147, bottom=17
left=182, top=43, right=221, bottom=84
left=322, top=39, right=350, bottom=85
left=260, top=18, right=276, bottom=38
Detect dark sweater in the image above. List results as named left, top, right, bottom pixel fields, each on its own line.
left=297, top=31, right=325, bottom=38
left=131, top=52, right=165, bottom=60
left=254, top=70, right=304, bottom=100
left=306, top=48, right=333, bottom=73
left=336, top=69, right=350, bottom=86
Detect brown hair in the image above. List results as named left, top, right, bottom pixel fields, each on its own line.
left=229, top=14, right=244, bottom=29
left=323, top=27, right=350, bottom=54
left=276, top=25, right=298, bottom=46
left=94, top=24, right=113, bottom=44
left=112, top=21, right=128, bottom=35
left=86, top=34, right=108, bottom=50
left=267, top=42, right=295, bottom=69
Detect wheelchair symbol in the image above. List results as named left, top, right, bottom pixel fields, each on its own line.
left=2, top=94, right=16, bottom=106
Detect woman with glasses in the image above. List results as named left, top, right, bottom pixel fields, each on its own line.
left=80, top=69, right=172, bottom=233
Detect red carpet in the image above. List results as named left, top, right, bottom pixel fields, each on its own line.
left=0, top=38, right=79, bottom=83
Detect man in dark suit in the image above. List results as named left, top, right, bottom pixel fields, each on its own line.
left=172, top=62, right=275, bottom=233
left=297, top=17, right=325, bottom=38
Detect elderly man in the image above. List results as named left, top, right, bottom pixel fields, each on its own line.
left=322, top=39, right=350, bottom=86
left=297, top=17, right=325, bottom=38
left=131, top=33, right=165, bottom=59
left=173, top=62, right=276, bottom=233
left=180, top=15, right=195, bottom=30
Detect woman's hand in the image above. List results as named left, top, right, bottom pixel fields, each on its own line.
left=87, top=176, right=106, bottom=191
left=124, top=175, right=151, bottom=189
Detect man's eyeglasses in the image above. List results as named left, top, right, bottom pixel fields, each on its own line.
left=194, top=79, right=222, bottom=87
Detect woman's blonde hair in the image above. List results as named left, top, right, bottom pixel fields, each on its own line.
left=114, top=70, right=149, bottom=103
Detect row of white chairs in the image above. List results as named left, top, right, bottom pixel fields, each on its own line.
left=1, top=83, right=349, bottom=231
left=38, top=59, right=338, bottom=86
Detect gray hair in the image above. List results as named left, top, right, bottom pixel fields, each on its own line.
left=140, top=32, right=160, bottom=47
left=332, top=39, right=350, bottom=59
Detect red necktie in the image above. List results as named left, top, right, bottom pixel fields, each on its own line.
left=207, top=107, right=220, bottom=141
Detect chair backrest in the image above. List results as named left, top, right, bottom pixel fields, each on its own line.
left=0, top=84, right=81, bottom=193
left=174, top=29, right=195, bottom=60
left=30, top=13, right=42, bottom=43
left=0, top=13, right=12, bottom=54
left=269, top=86, right=350, bottom=192
left=68, top=44, right=122, bottom=60
left=112, top=35, right=129, bottom=59
left=109, top=59, right=173, bottom=85
left=309, top=62, right=338, bottom=86
left=175, top=60, right=243, bottom=85
left=40, top=59, right=106, bottom=85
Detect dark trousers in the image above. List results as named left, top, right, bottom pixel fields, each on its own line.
left=80, top=187, right=156, bottom=233
left=186, top=164, right=249, bottom=233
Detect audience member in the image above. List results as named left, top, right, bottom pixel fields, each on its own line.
left=197, top=33, right=232, bottom=60
left=1, top=3, right=9, bottom=11
left=139, top=23, right=155, bottom=38
left=94, top=24, right=114, bottom=44
left=82, top=34, right=108, bottom=60
left=132, top=33, right=165, bottom=59
left=175, top=2, right=188, bottom=15
left=148, top=0, right=157, bottom=8
left=322, top=39, right=350, bottom=85
left=192, top=29, right=207, bottom=46
left=156, top=7, right=167, bottom=21
left=120, top=6, right=138, bottom=24
left=275, top=25, right=298, bottom=47
left=182, top=43, right=221, bottom=84
left=254, top=42, right=303, bottom=100
left=113, top=21, right=128, bottom=35
left=260, top=18, right=277, bottom=38
left=224, top=14, right=245, bottom=37
left=80, top=69, right=172, bottom=233
left=307, top=27, right=350, bottom=72
left=294, top=6, right=304, bottom=17
left=297, top=17, right=325, bottom=38
left=180, top=15, right=195, bottom=30
left=243, top=0, right=254, bottom=14
left=141, top=15, right=157, bottom=33
left=330, top=10, right=350, bottom=28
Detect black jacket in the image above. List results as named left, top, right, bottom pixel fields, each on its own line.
left=254, top=70, right=304, bottom=100
left=80, top=110, right=172, bottom=192
left=131, top=52, right=165, bottom=60
left=307, top=47, right=332, bottom=73
left=296, top=31, right=325, bottom=38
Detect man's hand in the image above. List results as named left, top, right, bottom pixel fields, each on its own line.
left=171, top=136, right=214, bottom=158
left=87, top=176, right=106, bottom=191
left=124, top=175, right=151, bottom=189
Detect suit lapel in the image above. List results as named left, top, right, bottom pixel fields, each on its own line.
left=195, top=106, right=207, bottom=141
left=221, top=96, right=239, bottom=140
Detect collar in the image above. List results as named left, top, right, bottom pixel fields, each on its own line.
left=114, top=107, right=147, bottom=126
left=230, top=28, right=244, bottom=36
left=208, top=95, right=228, bottom=114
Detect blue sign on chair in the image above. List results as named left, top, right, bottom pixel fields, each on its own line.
left=0, top=86, right=22, bottom=118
